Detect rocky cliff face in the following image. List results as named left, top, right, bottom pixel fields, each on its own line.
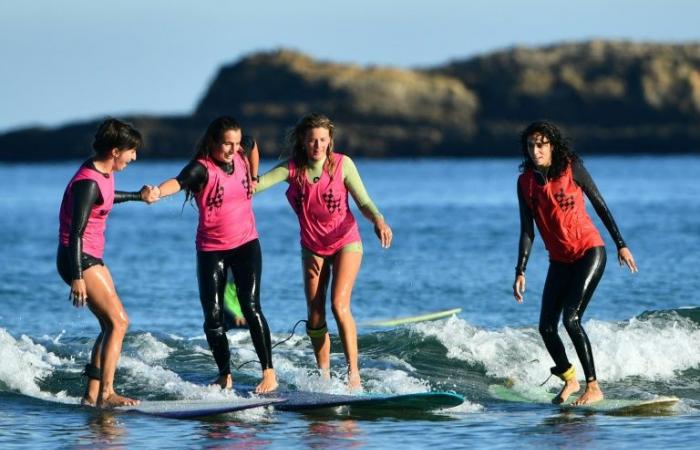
left=2, top=42, right=699, bottom=161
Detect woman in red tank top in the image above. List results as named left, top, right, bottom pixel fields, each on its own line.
left=512, top=121, right=638, bottom=406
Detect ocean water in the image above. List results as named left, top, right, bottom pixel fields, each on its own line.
left=0, top=156, right=699, bottom=449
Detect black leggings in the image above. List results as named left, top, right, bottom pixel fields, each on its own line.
left=539, top=246, right=606, bottom=382
left=197, top=238, right=273, bottom=375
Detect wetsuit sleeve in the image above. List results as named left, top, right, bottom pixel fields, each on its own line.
left=69, top=180, right=100, bottom=280
left=343, top=157, right=383, bottom=221
left=175, top=161, right=208, bottom=193
left=114, top=191, right=142, bottom=203
left=516, top=181, right=535, bottom=276
left=572, top=161, right=627, bottom=249
left=255, top=162, right=290, bottom=194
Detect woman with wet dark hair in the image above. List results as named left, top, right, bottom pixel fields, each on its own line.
left=152, top=116, right=277, bottom=393
left=512, top=120, right=637, bottom=405
left=57, top=118, right=155, bottom=408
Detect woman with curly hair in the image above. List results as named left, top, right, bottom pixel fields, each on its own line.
left=512, top=120, right=637, bottom=405
left=255, top=113, right=392, bottom=390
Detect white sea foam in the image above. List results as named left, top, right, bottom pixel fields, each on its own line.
left=131, top=332, right=173, bottom=363
left=414, top=313, right=700, bottom=387
left=0, top=328, right=78, bottom=403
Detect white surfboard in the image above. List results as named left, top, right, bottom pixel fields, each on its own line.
left=362, top=308, right=462, bottom=327
left=490, top=384, right=678, bottom=415
left=116, top=397, right=285, bottom=419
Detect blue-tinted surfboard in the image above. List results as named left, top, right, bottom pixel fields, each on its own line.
left=238, top=386, right=464, bottom=412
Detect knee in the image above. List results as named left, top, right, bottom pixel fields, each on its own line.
left=331, top=303, right=351, bottom=320
left=203, top=323, right=226, bottom=340
left=539, top=322, right=557, bottom=339
left=109, top=312, right=129, bottom=335
left=562, top=311, right=580, bottom=332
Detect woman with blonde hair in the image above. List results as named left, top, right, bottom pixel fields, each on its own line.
left=255, top=113, right=392, bottom=390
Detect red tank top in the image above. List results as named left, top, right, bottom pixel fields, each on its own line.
left=519, top=164, right=604, bottom=263
left=58, top=163, right=115, bottom=258
left=194, top=152, right=258, bottom=251
left=285, top=153, right=361, bottom=256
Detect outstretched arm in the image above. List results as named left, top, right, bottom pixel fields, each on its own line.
left=573, top=161, right=637, bottom=272
left=343, top=157, right=392, bottom=248
left=255, top=161, right=290, bottom=194
left=155, top=161, right=208, bottom=199
left=513, top=181, right=535, bottom=303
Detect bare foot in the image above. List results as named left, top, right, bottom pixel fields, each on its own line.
left=255, top=369, right=278, bottom=394
left=80, top=396, right=97, bottom=407
left=552, top=378, right=580, bottom=404
left=319, top=367, right=331, bottom=381
left=211, top=374, right=233, bottom=390
left=347, top=369, right=361, bottom=392
left=98, top=392, right=140, bottom=408
left=572, top=381, right=604, bottom=405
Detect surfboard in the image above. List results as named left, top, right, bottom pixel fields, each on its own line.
left=362, top=308, right=462, bottom=327
left=489, top=384, right=678, bottom=415
left=238, top=386, right=464, bottom=412
left=115, top=397, right=285, bottom=419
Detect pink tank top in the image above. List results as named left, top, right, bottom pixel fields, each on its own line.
left=58, top=163, right=115, bottom=258
left=194, top=152, right=258, bottom=251
left=286, top=153, right=361, bottom=256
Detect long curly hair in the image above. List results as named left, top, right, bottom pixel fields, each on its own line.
left=285, top=113, right=336, bottom=188
left=185, top=116, right=242, bottom=203
left=519, top=120, right=579, bottom=179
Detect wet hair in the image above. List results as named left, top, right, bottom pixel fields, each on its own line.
left=286, top=113, right=336, bottom=187
left=184, top=116, right=242, bottom=203
left=519, top=120, right=580, bottom=179
left=92, top=118, right=143, bottom=157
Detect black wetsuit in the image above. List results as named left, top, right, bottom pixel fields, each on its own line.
left=516, top=160, right=626, bottom=382
left=57, top=161, right=143, bottom=285
left=177, top=159, right=273, bottom=375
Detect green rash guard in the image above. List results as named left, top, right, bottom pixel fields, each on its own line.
left=255, top=156, right=383, bottom=222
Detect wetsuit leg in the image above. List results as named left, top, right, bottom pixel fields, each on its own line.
left=539, top=261, right=574, bottom=374
left=561, top=246, right=607, bottom=382
left=227, top=239, right=273, bottom=370
left=196, top=250, right=231, bottom=376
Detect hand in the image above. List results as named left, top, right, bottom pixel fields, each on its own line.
left=141, top=185, right=161, bottom=204
left=618, top=247, right=638, bottom=273
left=374, top=219, right=392, bottom=248
left=247, top=178, right=258, bottom=197
left=513, top=274, right=526, bottom=303
left=69, top=279, right=88, bottom=308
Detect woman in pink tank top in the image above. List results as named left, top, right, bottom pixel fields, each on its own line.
left=256, top=113, right=393, bottom=390
left=151, top=117, right=277, bottom=394
left=56, top=118, right=157, bottom=408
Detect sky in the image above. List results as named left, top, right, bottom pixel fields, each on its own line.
left=1, top=0, right=698, bottom=133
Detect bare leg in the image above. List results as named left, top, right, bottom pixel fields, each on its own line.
left=212, top=374, right=233, bottom=389
left=303, top=254, right=332, bottom=377
left=81, top=328, right=104, bottom=406
left=330, top=251, right=362, bottom=390
left=573, top=380, right=604, bottom=405
left=82, top=265, right=138, bottom=408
